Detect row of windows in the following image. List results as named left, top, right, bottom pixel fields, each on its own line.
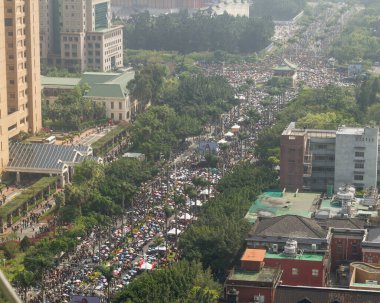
left=104, top=30, right=122, bottom=39
left=356, top=136, right=375, bottom=142
left=311, top=167, right=334, bottom=172
left=105, top=39, right=122, bottom=48
left=355, top=151, right=365, bottom=157
left=354, top=162, right=364, bottom=169
left=291, top=268, right=319, bottom=277
left=63, top=36, right=79, bottom=42
left=110, top=112, right=129, bottom=120
left=110, top=102, right=123, bottom=110
left=313, top=155, right=335, bottom=161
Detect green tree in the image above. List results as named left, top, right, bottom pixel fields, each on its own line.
left=13, top=271, right=36, bottom=303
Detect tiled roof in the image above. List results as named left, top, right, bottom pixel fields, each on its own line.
left=366, top=227, right=380, bottom=243
left=241, top=249, right=266, bottom=262
left=249, top=215, right=327, bottom=239
left=41, top=76, right=81, bottom=88
left=316, top=218, right=365, bottom=230
left=82, top=71, right=135, bottom=98
left=274, top=285, right=380, bottom=303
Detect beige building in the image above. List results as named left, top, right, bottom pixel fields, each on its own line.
left=0, top=0, right=42, bottom=171
left=40, top=0, right=123, bottom=72
left=41, top=70, right=138, bottom=122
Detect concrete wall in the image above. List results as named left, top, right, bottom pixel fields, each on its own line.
left=225, top=281, right=276, bottom=303
left=264, top=257, right=325, bottom=287
left=334, top=127, right=378, bottom=191
left=280, top=133, right=306, bottom=191
left=330, top=234, right=363, bottom=269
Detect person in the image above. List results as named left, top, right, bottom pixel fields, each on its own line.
left=81, top=298, right=88, bottom=303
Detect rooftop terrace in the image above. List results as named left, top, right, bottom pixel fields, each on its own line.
left=228, top=267, right=281, bottom=283
left=265, top=252, right=324, bottom=262
left=245, top=191, right=319, bottom=223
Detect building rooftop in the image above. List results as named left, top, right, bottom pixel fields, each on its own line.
left=241, top=249, right=266, bottom=262
left=245, top=192, right=319, bottom=223
left=82, top=70, right=135, bottom=98
left=336, top=127, right=364, bottom=135
left=228, top=267, right=281, bottom=283
left=274, top=285, right=380, bottom=303
left=366, top=228, right=380, bottom=243
left=6, top=143, right=92, bottom=174
left=41, top=76, right=81, bottom=88
left=265, top=252, right=324, bottom=262
left=316, top=218, right=365, bottom=230
left=248, top=215, right=327, bottom=239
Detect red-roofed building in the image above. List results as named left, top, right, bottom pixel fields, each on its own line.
left=225, top=248, right=282, bottom=303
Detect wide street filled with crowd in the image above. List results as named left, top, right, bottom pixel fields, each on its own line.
left=20, top=3, right=360, bottom=303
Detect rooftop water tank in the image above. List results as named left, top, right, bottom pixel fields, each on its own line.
left=284, top=239, right=297, bottom=256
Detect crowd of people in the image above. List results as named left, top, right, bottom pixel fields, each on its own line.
left=20, top=3, right=359, bottom=302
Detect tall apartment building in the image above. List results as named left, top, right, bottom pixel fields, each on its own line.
left=0, top=0, right=42, bottom=171
left=111, top=0, right=208, bottom=9
left=280, top=123, right=380, bottom=192
left=40, top=0, right=123, bottom=72
left=39, top=0, right=61, bottom=65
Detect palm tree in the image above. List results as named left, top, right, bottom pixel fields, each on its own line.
left=14, top=271, right=35, bottom=303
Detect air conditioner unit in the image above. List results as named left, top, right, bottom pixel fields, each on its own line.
left=254, top=295, right=265, bottom=303
left=312, top=243, right=317, bottom=250
left=365, top=280, right=378, bottom=285
left=272, top=244, right=278, bottom=253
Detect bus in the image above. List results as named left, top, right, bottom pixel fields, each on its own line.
left=44, top=135, right=56, bottom=144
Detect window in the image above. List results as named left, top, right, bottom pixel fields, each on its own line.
left=5, top=18, right=12, bottom=27
left=367, top=255, right=373, bottom=263
left=355, top=163, right=364, bottom=169
left=352, top=243, right=358, bottom=254
left=119, top=102, right=122, bottom=110
left=355, top=151, right=364, bottom=157
left=292, top=268, right=299, bottom=275
left=110, top=113, right=114, bottom=119
left=111, top=102, right=114, bottom=109
left=337, top=243, right=343, bottom=254
left=312, top=269, right=319, bottom=277
left=354, top=175, right=364, bottom=181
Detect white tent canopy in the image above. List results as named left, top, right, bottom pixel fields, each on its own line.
left=140, top=262, right=154, bottom=270
left=224, top=131, right=234, bottom=137
left=200, top=189, right=212, bottom=195
left=168, top=228, right=182, bottom=236
left=179, top=213, right=193, bottom=220
left=188, top=200, right=203, bottom=207
left=231, top=124, right=241, bottom=130
left=218, top=139, right=228, bottom=144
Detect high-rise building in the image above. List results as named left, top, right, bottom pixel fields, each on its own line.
left=40, top=0, right=123, bottom=72
left=280, top=122, right=380, bottom=192
left=0, top=0, right=42, bottom=171
left=111, top=0, right=208, bottom=10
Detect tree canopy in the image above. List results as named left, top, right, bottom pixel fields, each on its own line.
left=179, top=164, right=277, bottom=278
left=251, top=0, right=306, bottom=21
left=329, top=4, right=380, bottom=64
left=43, top=85, right=106, bottom=131
left=113, top=261, right=221, bottom=303
left=124, top=11, right=274, bottom=54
